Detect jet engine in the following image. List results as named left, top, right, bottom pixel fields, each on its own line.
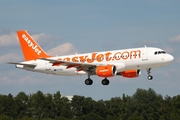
left=96, top=65, right=117, bottom=77
left=121, top=70, right=141, bottom=78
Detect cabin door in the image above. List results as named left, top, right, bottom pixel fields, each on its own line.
left=142, top=49, right=148, bottom=61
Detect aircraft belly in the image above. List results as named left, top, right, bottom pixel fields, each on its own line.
left=49, top=66, right=86, bottom=76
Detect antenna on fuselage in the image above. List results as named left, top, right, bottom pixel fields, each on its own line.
left=144, top=45, right=147, bottom=48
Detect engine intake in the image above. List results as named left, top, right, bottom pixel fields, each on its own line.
left=96, top=65, right=117, bottom=77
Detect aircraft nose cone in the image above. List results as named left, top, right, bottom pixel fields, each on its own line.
left=168, top=54, right=174, bottom=62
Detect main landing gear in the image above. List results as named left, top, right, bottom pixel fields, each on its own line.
left=85, top=78, right=110, bottom=85
left=147, top=68, right=153, bottom=80
left=85, top=78, right=93, bottom=85
left=84, top=71, right=110, bottom=85
left=101, top=78, right=110, bottom=85
left=85, top=71, right=93, bottom=85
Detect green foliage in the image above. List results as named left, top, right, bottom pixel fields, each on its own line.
left=0, top=88, right=180, bottom=120
left=19, top=116, right=34, bottom=120
left=0, top=114, right=10, bottom=120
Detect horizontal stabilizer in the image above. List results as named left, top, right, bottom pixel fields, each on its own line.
left=7, top=62, right=37, bottom=67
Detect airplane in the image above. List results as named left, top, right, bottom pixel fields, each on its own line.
left=8, top=30, right=174, bottom=85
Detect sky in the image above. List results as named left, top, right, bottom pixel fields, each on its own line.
left=0, top=1, right=180, bottom=100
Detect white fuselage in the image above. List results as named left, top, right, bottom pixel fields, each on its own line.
left=16, top=47, right=174, bottom=76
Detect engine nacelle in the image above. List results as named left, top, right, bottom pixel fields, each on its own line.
left=96, top=65, right=117, bottom=77
left=121, top=70, right=141, bottom=78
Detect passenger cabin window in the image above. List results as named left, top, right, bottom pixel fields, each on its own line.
left=154, top=51, right=166, bottom=55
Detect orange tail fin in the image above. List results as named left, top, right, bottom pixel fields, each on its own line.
left=17, top=30, right=51, bottom=61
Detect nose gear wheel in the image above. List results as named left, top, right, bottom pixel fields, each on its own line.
left=147, top=68, right=153, bottom=80
left=147, top=75, right=153, bottom=80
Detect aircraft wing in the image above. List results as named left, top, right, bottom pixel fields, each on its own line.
left=39, top=58, right=107, bottom=70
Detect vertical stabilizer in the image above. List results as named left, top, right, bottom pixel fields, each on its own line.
left=17, top=30, right=51, bottom=61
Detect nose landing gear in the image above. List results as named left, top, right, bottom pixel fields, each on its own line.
left=147, top=75, right=153, bottom=80
left=147, top=68, right=153, bottom=80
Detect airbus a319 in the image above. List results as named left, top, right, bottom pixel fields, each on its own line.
left=8, top=30, right=174, bottom=85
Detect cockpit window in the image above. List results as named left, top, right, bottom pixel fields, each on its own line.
left=154, top=51, right=166, bottom=55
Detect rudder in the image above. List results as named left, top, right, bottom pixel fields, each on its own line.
left=17, top=30, right=51, bottom=61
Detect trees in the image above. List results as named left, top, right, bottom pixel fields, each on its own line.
left=125, top=88, right=163, bottom=119
left=71, top=95, right=95, bottom=119
left=0, top=88, right=179, bottom=119
left=3, top=94, right=16, bottom=118
left=14, top=92, right=29, bottom=119
left=170, top=95, right=180, bottom=119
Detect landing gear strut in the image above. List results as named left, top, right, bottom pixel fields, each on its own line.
left=101, top=78, right=110, bottom=85
left=85, top=70, right=93, bottom=85
left=147, top=68, right=153, bottom=80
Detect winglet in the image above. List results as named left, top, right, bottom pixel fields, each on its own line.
left=17, top=30, right=51, bottom=61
